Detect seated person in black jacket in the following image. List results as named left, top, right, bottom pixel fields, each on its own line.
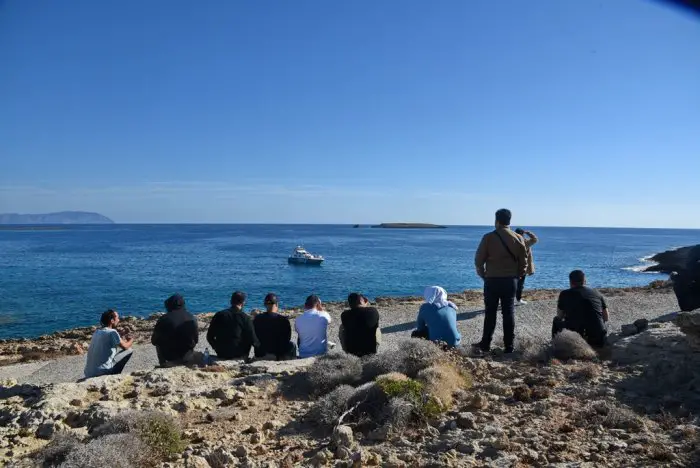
left=340, top=292, right=381, bottom=357
left=207, top=291, right=260, bottom=360
left=151, top=294, right=199, bottom=366
left=253, top=293, right=297, bottom=360
left=552, top=270, right=609, bottom=348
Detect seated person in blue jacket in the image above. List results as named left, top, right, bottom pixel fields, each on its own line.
left=412, top=286, right=461, bottom=347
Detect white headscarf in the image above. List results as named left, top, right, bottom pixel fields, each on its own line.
left=423, top=286, right=457, bottom=310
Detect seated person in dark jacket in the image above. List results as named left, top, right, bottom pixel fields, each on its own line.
left=253, top=293, right=296, bottom=360
left=552, top=270, right=609, bottom=348
left=340, top=292, right=380, bottom=357
left=207, top=291, right=260, bottom=360
left=151, top=294, right=199, bottom=366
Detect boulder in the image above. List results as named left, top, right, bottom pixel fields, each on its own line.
left=675, top=311, right=700, bottom=349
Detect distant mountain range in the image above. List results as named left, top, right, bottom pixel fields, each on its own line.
left=0, top=211, right=114, bottom=224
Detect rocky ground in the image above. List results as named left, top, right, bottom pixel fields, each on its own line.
left=2, top=294, right=700, bottom=467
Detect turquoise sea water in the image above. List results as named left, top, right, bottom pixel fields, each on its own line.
left=0, top=224, right=697, bottom=339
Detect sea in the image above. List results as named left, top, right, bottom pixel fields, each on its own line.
left=0, top=224, right=698, bottom=339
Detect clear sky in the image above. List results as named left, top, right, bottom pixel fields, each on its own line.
left=1, top=0, right=698, bottom=227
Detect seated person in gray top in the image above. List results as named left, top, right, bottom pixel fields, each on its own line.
left=84, top=309, right=134, bottom=378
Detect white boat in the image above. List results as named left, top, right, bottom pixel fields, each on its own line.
left=288, top=246, right=324, bottom=265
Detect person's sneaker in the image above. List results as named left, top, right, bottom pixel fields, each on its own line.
left=504, top=346, right=515, bottom=354
left=471, top=342, right=489, bottom=353
left=516, top=299, right=527, bottom=306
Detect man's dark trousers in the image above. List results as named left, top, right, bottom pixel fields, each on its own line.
left=480, top=277, right=517, bottom=350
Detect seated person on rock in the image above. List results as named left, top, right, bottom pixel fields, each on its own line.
left=84, top=309, right=134, bottom=378
left=412, top=286, right=461, bottom=347
left=207, top=291, right=260, bottom=360
left=253, top=293, right=297, bottom=360
left=296, top=294, right=332, bottom=358
left=152, top=294, right=200, bottom=366
left=552, top=270, right=609, bottom=347
left=340, top=292, right=381, bottom=357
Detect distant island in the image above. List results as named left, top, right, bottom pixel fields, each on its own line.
left=370, top=223, right=447, bottom=229
left=0, top=211, right=114, bottom=225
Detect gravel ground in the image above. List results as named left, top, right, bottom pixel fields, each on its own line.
left=0, top=292, right=679, bottom=386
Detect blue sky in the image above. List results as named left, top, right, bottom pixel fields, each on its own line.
left=1, top=1, right=698, bottom=227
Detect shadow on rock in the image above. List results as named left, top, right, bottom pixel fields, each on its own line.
left=611, top=323, right=700, bottom=418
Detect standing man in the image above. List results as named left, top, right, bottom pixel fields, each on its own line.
left=514, top=228, right=538, bottom=305
left=207, top=291, right=260, bottom=360
left=473, top=208, right=528, bottom=354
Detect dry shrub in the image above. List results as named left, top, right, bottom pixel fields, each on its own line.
left=60, top=433, right=156, bottom=468
left=416, top=363, right=468, bottom=409
left=304, top=352, right=363, bottom=396
left=362, top=339, right=442, bottom=380
left=306, top=385, right=355, bottom=426
left=570, top=363, right=600, bottom=381
left=531, top=386, right=552, bottom=400
left=91, top=411, right=185, bottom=460
left=518, top=336, right=550, bottom=363
left=34, top=431, right=81, bottom=466
left=512, top=385, right=532, bottom=402
left=648, top=442, right=676, bottom=462
left=582, top=402, right=647, bottom=433
left=552, top=330, right=597, bottom=361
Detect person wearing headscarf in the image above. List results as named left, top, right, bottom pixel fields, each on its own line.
left=412, top=286, right=461, bottom=347
left=151, top=294, right=199, bottom=366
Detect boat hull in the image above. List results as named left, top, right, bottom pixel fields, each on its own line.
left=288, top=257, right=323, bottom=265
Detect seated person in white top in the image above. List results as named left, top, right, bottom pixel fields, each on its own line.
left=84, top=309, right=134, bottom=378
left=295, top=295, right=332, bottom=358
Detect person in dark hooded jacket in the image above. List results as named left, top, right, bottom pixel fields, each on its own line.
left=151, top=294, right=199, bottom=366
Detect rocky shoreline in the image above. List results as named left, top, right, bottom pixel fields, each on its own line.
left=1, top=304, right=700, bottom=467
left=644, top=244, right=700, bottom=274
left=0, top=282, right=673, bottom=368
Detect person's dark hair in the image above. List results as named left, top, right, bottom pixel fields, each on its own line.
left=305, top=294, right=321, bottom=309
left=100, top=309, right=117, bottom=327
left=569, top=270, right=585, bottom=285
left=495, top=208, right=512, bottom=226
left=347, top=292, right=364, bottom=308
left=230, top=291, right=247, bottom=307
left=264, top=293, right=278, bottom=306
left=164, top=294, right=185, bottom=312
left=515, top=228, right=525, bottom=235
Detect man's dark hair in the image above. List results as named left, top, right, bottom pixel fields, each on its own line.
left=305, top=294, right=321, bottom=309
left=264, top=293, right=278, bottom=305
left=100, top=309, right=117, bottom=327
left=347, top=292, right=364, bottom=308
left=569, top=270, right=586, bottom=285
left=230, top=291, right=247, bottom=307
left=164, top=294, right=185, bottom=312
left=495, top=209, right=512, bottom=226
left=515, top=228, right=525, bottom=235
